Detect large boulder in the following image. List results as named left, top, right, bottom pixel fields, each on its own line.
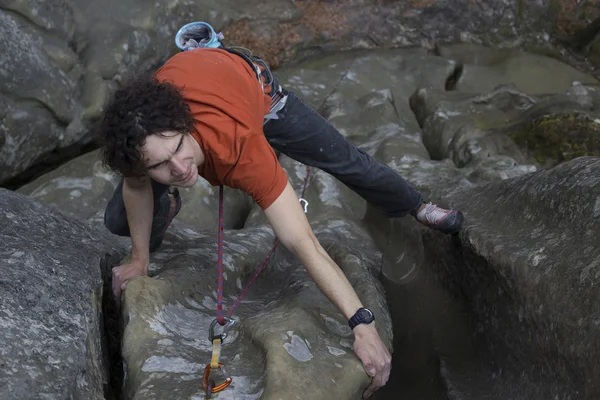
left=0, top=188, right=126, bottom=399
left=422, top=157, right=600, bottom=400
left=119, top=155, right=393, bottom=399
left=410, top=80, right=600, bottom=172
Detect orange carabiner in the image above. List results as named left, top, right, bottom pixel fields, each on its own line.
left=202, top=362, right=232, bottom=395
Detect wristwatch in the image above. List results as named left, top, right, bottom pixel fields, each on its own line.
left=348, top=307, right=375, bottom=330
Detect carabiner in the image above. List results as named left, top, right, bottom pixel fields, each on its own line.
left=209, top=317, right=236, bottom=342
left=299, top=198, right=309, bottom=213
left=202, top=363, right=232, bottom=395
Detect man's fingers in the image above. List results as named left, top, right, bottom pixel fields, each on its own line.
left=363, top=370, right=385, bottom=399
left=363, top=357, right=391, bottom=399
left=363, top=377, right=379, bottom=399
left=355, top=346, right=373, bottom=376
left=383, top=360, right=392, bottom=383
left=112, top=283, right=121, bottom=299
left=112, top=266, right=124, bottom=298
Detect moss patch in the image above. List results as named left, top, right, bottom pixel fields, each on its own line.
left=505, top=113, right=600, bottom=166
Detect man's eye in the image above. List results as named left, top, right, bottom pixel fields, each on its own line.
left=148, top=162, right=164, bottom=170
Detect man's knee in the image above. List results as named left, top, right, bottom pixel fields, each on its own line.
left=103, top=206, right=131, bottom=237
left=103, top=181, right=131, bottom=237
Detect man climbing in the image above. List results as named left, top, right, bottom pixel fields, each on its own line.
left=95, top=25, right=463, bottom=399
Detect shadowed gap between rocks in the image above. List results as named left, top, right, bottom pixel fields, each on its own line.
left=100, top=253, right=126, bottom=400
left=1, top=139, right=99, bottom=191
left=445, top=63, right=464, bottom=91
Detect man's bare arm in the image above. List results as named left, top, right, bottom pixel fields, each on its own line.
left=122, top=177, right=153, bottom=264
left=264, top=182, right=391, bottom=398
left=264, top=182, right=363, bottom=318
left=112, top=177, right=154, bottom=298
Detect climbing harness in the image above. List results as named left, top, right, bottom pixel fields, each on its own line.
left=174, top=21, right=313, bottom=397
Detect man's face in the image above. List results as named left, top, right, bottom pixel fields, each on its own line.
left=141, top=131, right=203, bottom=187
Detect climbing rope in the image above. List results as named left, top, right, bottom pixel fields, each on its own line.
left=203, top=165, right=312, bottom=397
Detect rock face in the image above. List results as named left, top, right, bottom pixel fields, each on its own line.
left=119, top=156, right=393, bottom=400
left=275, top=48, right=600, bottom=399
left=0, top=188, right=125, bottom=399
left=0, top=0, right=299, bottom=187
left=410, top=73, right=600, bottom=171
left=424, top=157, right=600, bottom=400
left=8, top=38, right=600, bottom=400
left=1, top=0, right=599, bottom=188
left=15, top=151, right=395, bottom=400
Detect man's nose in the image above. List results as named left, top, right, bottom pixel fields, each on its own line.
left=170, top=158, right=187, bottom=175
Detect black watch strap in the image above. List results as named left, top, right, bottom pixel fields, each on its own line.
left=348, top=307, right=375, bottom=330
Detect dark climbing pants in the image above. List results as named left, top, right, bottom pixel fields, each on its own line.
left=263, top=90, right=423, bottom=217
left=103, top=90, right=423, bottom=248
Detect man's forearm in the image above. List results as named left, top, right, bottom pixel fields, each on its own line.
left=123, top=177, right=154, bottom=265
left=291, top=236, right=364, bottom=320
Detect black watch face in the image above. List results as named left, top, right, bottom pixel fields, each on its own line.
left=358, top=308, right=373, bottom=321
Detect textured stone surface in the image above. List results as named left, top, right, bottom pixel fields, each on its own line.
left=2, top=0, right=599, bottom=187
left=0, top=188, right=125, bottom=399
left=410, top=80, right=600, bottom=171
left=438, top=43, right=599, bottom=94
left=119, top=156, right=393, bottom=400
left=421, top=157, right=600, bottom=400
left=11, top=43, right=600, bottom=399
left=17, top=149, right=253, bottom=231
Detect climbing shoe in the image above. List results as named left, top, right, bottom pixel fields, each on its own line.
left=149, top=187, right=182, bottom=252
left=415, top=202, right=464, bottom=234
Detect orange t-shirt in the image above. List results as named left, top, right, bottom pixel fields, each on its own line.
left=154, top=48, right=288, bottom=209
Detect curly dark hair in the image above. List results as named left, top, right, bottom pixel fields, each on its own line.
left=95, top=73, right=195, bottom=178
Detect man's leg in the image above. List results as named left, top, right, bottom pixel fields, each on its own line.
left=104, top=179, right=182, bottom=251
left=263, top=91, right=463, bottom=232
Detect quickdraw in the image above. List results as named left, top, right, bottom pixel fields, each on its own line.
left=202, top=318, right=235, bottom=397
left=203, top=166, right=312, bottom=397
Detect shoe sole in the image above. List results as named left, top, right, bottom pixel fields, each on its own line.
left=439, top=211, right=464, bottom=235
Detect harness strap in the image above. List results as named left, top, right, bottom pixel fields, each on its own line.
left=223, top=47, right=288, bottom=124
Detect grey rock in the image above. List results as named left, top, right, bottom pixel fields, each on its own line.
left=119, top=155, right=393, bottom=400
left=0, top=188, right=126, bottom=399
left=3, top=0, right=599, bottom=186
left=411, top=82, right=600, bottom=171
left=423, top=157, right=600, bottom=399
left=17, top=149, right=254, bottom=231
left=11, top=41, right=600, bottom=399
left=439, top=43, right=599, bottom=94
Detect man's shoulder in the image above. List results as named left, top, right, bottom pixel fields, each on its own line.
left=155, top=48, right=242, bottom=80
